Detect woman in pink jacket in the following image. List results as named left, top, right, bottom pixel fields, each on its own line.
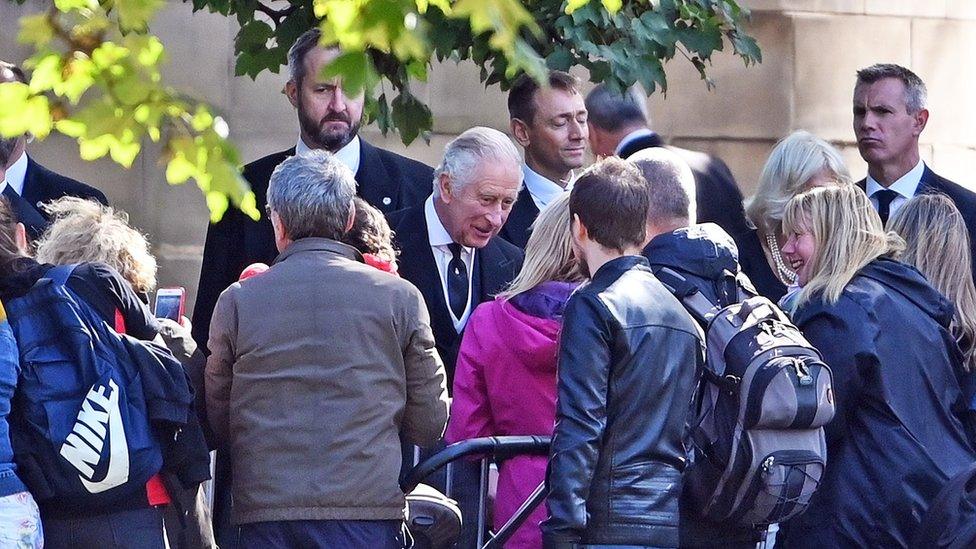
left=446, top=193, right=582, bottom=548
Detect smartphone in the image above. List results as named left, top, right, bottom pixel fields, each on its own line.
left=154, top=287, right=186, bottom=322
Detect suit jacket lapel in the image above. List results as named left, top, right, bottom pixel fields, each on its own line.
left=356, top=140, right=401, bottom=214
left=395, top=207, right=457, bottom=347
left=916, top=164, right=939, bottom=195
left=474, top=240, right=513, bottom=302
left=21, top=157, right=48, bottom=207
left=501, top=186, right=538, bottom=247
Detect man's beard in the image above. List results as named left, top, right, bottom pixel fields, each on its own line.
left=297, top=104, right=361, bottom=153
left=0, top=136, right=17, bottom=167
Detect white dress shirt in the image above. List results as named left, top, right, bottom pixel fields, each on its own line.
left=865, top=158, right=925, bottom=219
left=2, top=152, right=28, bottom=195
left=523, top=164, right=572, bottom=211
left=425, top=196, right=475, bottom=332
left=614, top=128, right=656, bottom=156
left=296, top=135, right=362, bottom=176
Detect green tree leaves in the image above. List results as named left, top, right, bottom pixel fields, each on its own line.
left=2, top=0, right=760, bottom=221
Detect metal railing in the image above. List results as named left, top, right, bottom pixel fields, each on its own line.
left=402, top=435, right=551, bottom=549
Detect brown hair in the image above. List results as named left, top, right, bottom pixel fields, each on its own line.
left=342, top=197, right=397, bottom=263
left=507, top=71, right=580, bottom=125
left=569, top=157, right=649, bottom=251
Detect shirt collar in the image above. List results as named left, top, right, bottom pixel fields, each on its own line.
left=523, top=164, right=570, bottom=210
left=615, top=128, right=656, bottom=156
left=865, top=158, right=925, bottom=200
left=424, top=195, right=472, bottom=252
left=296, top=135, right=362, bottom=176
left=3, top=152, right=28, bottom=195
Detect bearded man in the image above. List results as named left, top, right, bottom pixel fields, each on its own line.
left=192, top=28, right=433, bottom=350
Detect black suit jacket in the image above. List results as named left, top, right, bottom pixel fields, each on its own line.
left=497, top=186, right=539, bottom=249
left=387, top=203, right=523, bottom=384
left=619, top=133, right=750, bottom=237
left=191, top=140, right=434, bottom=349
left=857, top=165, right=976, bottom=281
left=10, top=157, right=109, bottom=238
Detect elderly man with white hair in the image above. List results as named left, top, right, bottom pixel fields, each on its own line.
left=388, top=126, right=525, bottom=382
left=205, top=150, right=448, bottom=548
left=388, top=126, right=524, bottom=547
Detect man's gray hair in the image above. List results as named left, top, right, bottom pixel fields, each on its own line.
left=585, top=84, right=649, bottom=132
left=856, top=63, right=927, bottom=114
left=267, top=150, right=357, bottom=241
left=433, top=127, right=522, bottom=198
left=629, top=147, right=696, bottom=224
left=287, top=28, right=338, bottom=85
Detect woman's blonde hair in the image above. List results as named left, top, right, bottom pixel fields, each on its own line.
left=746, top=130, right=853, bottom=235
left=888, top=193, right=976, bottom=371
left=498, top=193, right=582, bottom=299
left=783, top=185, right=903, bottom=307
left=35, top=197, right=157, bottom=294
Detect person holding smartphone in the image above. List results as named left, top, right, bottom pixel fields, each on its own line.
left=33, top=196, right=215, bottom=549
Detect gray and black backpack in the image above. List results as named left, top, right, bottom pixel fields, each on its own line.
left=654, top=267, right=835, bottom=527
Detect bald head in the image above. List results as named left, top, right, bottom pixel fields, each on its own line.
left=629, top=148, right=696, bottom=236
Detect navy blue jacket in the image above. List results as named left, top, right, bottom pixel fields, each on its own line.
left=779, top=259, right=976, bottom=548
left=643, top=223, right=763, bottom=548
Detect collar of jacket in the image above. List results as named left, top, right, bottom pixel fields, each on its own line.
left=590, top=255, right=649, bottom=285
left=273, top=237, right=364, bottom=265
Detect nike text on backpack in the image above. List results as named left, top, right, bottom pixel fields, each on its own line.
left=6, top=265, right=192, bottom=510
left=653, top=266, right=836, bottom=527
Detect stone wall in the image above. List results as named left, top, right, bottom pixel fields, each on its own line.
left=1, top=0, right=974, bottom=315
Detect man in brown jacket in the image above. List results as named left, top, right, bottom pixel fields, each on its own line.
left=206, top=150, right=449, bottom=548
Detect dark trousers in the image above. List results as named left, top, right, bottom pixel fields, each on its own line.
left=238, top=519, right=405, bottom=549
left=42, top=507, right=166, bottom=549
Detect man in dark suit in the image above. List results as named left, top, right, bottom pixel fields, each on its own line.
left=388, top=127, right=524, bottom=381
left=852, top=63, right=976, bottom=279
left=584, top=84, right=750, bottom=238
left=388, top=126, right=523, bottom=548
left=1, top=61, right=109, bottom=238
left=192, top=28, right=433, bottom=349
left=500, top=71, right=588, bottom=249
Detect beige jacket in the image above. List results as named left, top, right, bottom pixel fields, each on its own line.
left=206, top=238, right=449, bottom=524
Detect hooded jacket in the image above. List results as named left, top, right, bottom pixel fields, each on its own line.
left=643, top=223, right=744, bottom=307
left=447, top=281, right=577, bottom=549
left=643, top=224, right=764, bottom=548
left=779, top=258, right=976, bottom=548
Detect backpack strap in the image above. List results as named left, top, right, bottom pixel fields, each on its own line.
left=44, top=264, right=78, bottom=287
left=653, top=266, right=720, bottom=324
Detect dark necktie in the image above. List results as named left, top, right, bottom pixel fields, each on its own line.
left=2, top=185, right=46, bottom=239
left=874, top=189, right=899, bottom=226
left=446, top=242, right=469, bottom=319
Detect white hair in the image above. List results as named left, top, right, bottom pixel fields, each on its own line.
left=432, top=127, right=523, bottom=198
left=268, top=150, right=357, bottom=240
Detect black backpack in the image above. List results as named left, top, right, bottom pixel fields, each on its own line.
left=654, top=266, right=835, bottom=526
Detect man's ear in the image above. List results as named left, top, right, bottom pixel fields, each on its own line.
left=572, top=213, right=587, bottom=242
left=344, top=201, right=356, bottom=233
left=912, top=107, right=929, bottom=136
left=510, top=118, right=531, bottom=148
left=437, top=173, right=454, bottom=204
left=14, top=222, right=28, bottom=253
left=285, top=80, right=300, bottom=109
